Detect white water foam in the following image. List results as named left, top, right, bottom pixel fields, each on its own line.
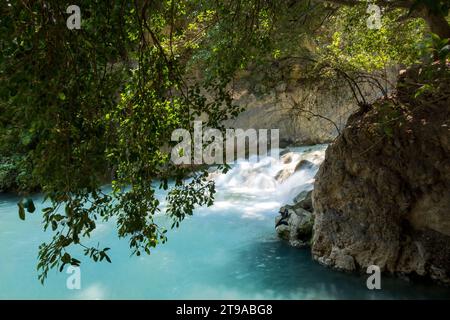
left=202, top=144, right=328, bottom=219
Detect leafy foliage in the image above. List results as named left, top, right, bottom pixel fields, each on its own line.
left=422, top=33, right=450, bottom=62
left=318, top=6, right=425, bottom=72
left=0, top=0, right=241, bottom=283
left=0, top=0, right=447, bottom=283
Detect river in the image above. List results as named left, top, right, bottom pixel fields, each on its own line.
left=0, top=145, right=449, bottom=299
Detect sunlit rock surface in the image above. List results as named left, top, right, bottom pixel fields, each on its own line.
left=312, top=65, right=450, bottom=284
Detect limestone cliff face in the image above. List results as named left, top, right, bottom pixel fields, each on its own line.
left=311, top=64, right=450, bottom=283
left=225, top=60, right=392, bottom=146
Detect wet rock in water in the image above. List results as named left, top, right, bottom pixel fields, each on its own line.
left=293, top=190, right=313, bottom=212
left=275, top=203, right=314, bottom=248
left=275, top=168, right=292, bottom=182
left=294, top=159, right=315, bottom=172
left=275, top=216, right=290, bottom=239
left=316, top=249, right=356, bottom=272
left=312, top=65, right=450, bottom=284
left=275, top=152, right=302, bottom=182
left=329, top=247, right=356, bottom=271
left=280, top=152, right=295, bottom=164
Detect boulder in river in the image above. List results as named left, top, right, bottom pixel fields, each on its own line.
left=312, top=65, right=450, bottom=284
left=274, top=168, right=292, bottom=183
left=280, top=152, right=295, bottom=164
left=293, top=189, right=313, bottom=211
left=275, top=191, right=315, bottom=247
left=294, top=159, right=315, bottom=172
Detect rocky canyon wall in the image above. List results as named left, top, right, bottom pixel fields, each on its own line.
left=225, top=59, right=395, bottom=146
left=312, top=64, right=450, bottom=284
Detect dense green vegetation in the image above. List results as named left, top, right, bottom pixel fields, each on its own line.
left=0, top=0, right=448, bottom=282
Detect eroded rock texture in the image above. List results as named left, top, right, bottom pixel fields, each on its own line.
left=312, top=64, right=450, bottom=283
left=223, top=60, right=397, bottom=146
left=276, top=190, right=314, bottom=248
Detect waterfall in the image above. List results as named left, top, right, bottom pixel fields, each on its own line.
left=210, top=144, right=328, bottom=207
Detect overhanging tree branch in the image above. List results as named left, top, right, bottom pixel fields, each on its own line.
left=317, top=0, right=413, bottom=9
left=315, top=0, right=450, bottom=39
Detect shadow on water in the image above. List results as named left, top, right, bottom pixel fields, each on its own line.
left=227, top=235, right=450, bottom=300
left=2, top=144, right=450, bottom=299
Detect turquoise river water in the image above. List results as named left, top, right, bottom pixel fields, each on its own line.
left=0, top=145, right=449, bottom=299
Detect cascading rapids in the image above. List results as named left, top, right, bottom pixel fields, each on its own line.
left=210, top=144, right=328, bottom=208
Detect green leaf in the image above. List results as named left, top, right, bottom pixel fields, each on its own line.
left=18, top=202, right=25, bottom=220
left=383, top=126, right=393, bottom=138
left=25, top=198, right=35, bottom=213
left=61, top=253, right=71, bottom=264
left=414, top=84, right=433, bottom=98
left=439, top=44, right=450, bottom=59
